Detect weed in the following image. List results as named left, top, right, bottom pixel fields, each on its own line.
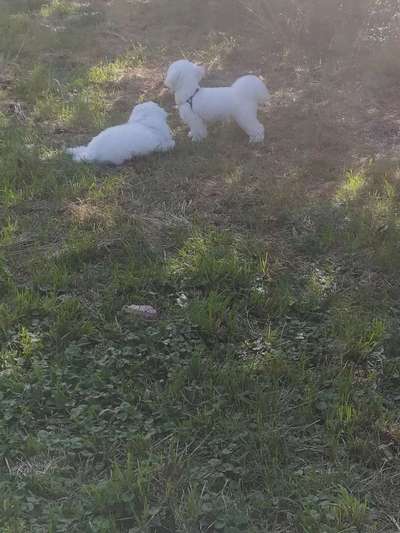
left=188, top=291, right=238, bottom=340
left=168, top=231, right=255, bottom=292
left=40, top=0, right=80, bottom=18
left=334, top=486, right=369, bottom=530
left=330, top=299, right=387, bottom=363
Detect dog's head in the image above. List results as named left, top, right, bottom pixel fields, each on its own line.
left=165, top=60, right=205, bottom=93
left=128, top=101, right=168, bottom=125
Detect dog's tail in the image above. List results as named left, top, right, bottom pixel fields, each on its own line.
left=66, top=145, right=90, bottom=162
left=231, top=75, right=270, bottom=105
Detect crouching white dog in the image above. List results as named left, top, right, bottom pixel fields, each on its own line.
left=66, top=101, right=175, bottom=165
left=165, top=59, right=269, bottom=143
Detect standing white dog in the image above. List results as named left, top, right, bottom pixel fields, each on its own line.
left=165, top=59, right=269, bottom=143
left=66, top=101, right=175, bottom=165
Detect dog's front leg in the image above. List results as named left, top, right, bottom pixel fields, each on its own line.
left=179, top=105, right=207, bottom=142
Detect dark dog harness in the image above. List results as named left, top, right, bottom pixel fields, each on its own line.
left=186, top=88, right=200, bottom=110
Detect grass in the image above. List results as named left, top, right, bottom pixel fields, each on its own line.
left=1, top=0, right=400, bottom=531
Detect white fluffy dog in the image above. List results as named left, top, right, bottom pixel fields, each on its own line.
left=165, top=59, right=270, bottom=143
left=66, top=101, right=175, bottom=165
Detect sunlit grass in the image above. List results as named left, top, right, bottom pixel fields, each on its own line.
left=66, top=88, right=109, bottom=130
left=88, top=46, right=146, bottom=85
left=334, top=486, right=369, bottom=530
left=0, top=218, right=18, bottom=246
left=167, top=231, right=256, bottom=292
left=336, top=170, right=366, bottom=203
left=194, top=33, right=238, bottom=69
left=40, top=0, right=81, bottom=17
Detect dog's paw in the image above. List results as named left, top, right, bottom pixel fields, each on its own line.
left=249, top=134, right=264, bottom=144
left=191, top=134, right=207, bottom=142
left=188, top=129, right=207, bottom=142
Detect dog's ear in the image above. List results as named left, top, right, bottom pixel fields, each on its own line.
left=195, top=64, right=206, bottom=81
left=165, top=70, right=182, bottom=90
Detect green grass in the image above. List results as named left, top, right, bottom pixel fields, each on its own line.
left=40, top=0, right=81, bottom=18
left=1, top=0, right=400, bottom=531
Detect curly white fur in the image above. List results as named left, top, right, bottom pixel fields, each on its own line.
left=165, top=59, right=270, bottom=143
left=66, top=101, right=175, bottom=165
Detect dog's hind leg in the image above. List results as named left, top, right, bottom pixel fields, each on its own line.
left=234, top=108, right=265, bottom=143
left=179, top=105, right=208, bottom=142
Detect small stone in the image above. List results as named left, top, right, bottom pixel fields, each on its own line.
left=124, top=304, right=158, bottom=320
left=176, top=293, right=188, bottom=308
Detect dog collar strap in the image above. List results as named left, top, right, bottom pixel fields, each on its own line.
left=186, top=88, right=200, bottom=110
